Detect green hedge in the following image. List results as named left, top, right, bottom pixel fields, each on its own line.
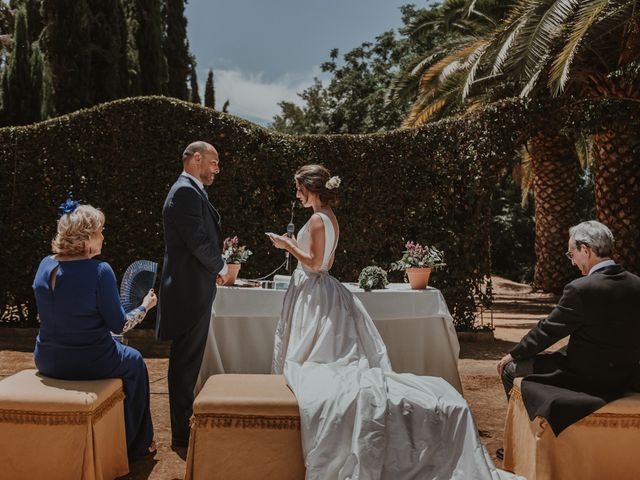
left=1, top=96, right=637, bottom=330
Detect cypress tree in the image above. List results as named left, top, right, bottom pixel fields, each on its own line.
left=41, top=0, right=129, bottom=114
left=40, top=53, right=54, bottom=119
left=0, top=69, right=7, bottom=124
left=1, top=7, right=32, bottom=125
left=1, top=4, right=14, bottom=57
left=188, top=55, right=200, bottom=104
left=222, top=99, right=229, bottom=113
left=123, top=0, right=142, bottom=95
left=40, top=0, right=93, bottom=114
left=204, top=68, right=214, bottom=109
left=0, top=4, right=12, bottom=120
left=29, top=43, right=44, bottom=121
left=90, top=0, right=129, bottom=103
left=126, top=0, right=167, bottom=95
left=10, top=0, right=43, bottom=44
left=163, top=0, right=189, bottom=100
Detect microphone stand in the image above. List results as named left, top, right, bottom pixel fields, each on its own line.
left=285, top=201, right=295, bottom=273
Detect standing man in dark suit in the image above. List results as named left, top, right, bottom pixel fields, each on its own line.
left=497, top=220, right=640, bottom=438
left=157, top=141, right=231, bottom=448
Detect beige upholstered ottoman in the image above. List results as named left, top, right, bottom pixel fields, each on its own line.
left=503, top=377, right=640, bottom=480
left=185, top=374, right=305, bottom=480
left=0, top=369, right=129, bottom=480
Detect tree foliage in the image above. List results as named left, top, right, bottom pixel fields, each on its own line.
left=1, top=0, right=194, bottom=123
left=125, top=0, right=167, bottom=95
left=40, top=0, right=129, bottom=115
left=272, top=5, right=441, bottom=134
left=402, top=0, right=639, bottom=126
left=163, top=0, right=190, bottom=100
left=188, top=54, right=201, bottom=104
left=0, top=7, right=45, bottom=125
left=204, top=68, right=215, bottom=109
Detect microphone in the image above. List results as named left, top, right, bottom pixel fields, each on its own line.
left=285, top=201, right=295, bottom=272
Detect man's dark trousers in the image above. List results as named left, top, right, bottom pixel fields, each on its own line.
left=168, top=310, right=210, bottom=445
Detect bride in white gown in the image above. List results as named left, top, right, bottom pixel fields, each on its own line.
left=269, top=165, right=521, bottom=480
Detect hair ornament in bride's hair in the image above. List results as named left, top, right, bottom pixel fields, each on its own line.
left=58, top=192, right=80, bottom=218
left=325, top=176, right=341, bottom=190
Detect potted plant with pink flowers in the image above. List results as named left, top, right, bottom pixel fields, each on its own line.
left=222, top=236, right=253, bottom=285
left=391, top=241, right=446, bottom=289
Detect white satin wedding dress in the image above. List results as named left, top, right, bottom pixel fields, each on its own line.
left=272, top=212, right=521, bottom=480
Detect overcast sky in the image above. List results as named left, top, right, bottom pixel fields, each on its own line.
left=185, top=0, right=415, bottom=125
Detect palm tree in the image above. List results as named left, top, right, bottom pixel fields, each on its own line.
left=494, top=2, right=639, bottom=277
left=390, top=0, right=516, bottom=124
left=399, top=0, right=640, bottom=285
left=393, top=0, right=578, bottom=291
left=528, top=132, right=579, bottom=290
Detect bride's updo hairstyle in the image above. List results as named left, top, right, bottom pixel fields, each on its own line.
left=295, top=164, right=341, bottom=207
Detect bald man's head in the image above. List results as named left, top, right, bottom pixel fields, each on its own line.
left=182, top=141, right=220, bottom=186
left=183, top=141, right=214, bottom=162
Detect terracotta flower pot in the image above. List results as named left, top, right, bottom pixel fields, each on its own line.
left=405, top=267, right=432, bottom=289
left=224, top=263, right=241, bottom=286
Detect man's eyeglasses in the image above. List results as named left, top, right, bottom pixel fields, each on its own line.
left=565, top=242, right=587, bottom=261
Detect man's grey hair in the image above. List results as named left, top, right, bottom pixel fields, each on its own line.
left=569, top=221, right=614, bottom=257
left=182, top=141, right=213, bottom=162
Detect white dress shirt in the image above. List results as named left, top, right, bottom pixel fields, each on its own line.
left=180, top=172, right=228, bottom=276
left=181, top=171, right=204, bottom=190
left=588, top=259, right=616, bottom=276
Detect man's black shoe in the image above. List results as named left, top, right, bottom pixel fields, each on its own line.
left=496, top=448, right=504, bottom=460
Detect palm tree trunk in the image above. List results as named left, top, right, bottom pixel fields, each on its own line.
left=530, top=131, right=579, bottom=293
left=582, top=74, right=640, bottom=274
left=592, top=125, right=640, bottom=274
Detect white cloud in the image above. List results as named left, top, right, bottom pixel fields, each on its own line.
left=203, top=68, right=323, bottom=126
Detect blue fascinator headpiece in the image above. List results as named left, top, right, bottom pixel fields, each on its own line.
left=58, top=192, right=80, bottom=218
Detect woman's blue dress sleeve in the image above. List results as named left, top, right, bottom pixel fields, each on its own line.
left=96, top=262, right=127, bottom=333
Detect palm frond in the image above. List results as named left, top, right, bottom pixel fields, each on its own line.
left=549, top=0, right=611, bottom=95
left=386, top=74, right=417, bottom=103
left=462, top=40, right=490, bottom=98
left=388, top=37, right=476, bottom=104
left=411, top=52, right=445, bottom=76
left=497, top=0, right=547, bottom=72
left=491, top=12, right=531, bottom=75
left=403, top=9, right=441, bottom=39
left=418, top=42, right=476, bottom=91
left=520, top=60, right=546, bottom=96
left=518, top=144, right=534, bottom=207
left=463, top=0, right=479, bottom=18
left=521, top=0, right=581, bottom=81
left=403, top=90, right=441, bottom=127
left=404, top=69, right=472, bottom=127
left=424, top=38, right=490, bottom=92
left=412, top=96, right=449, bottom=126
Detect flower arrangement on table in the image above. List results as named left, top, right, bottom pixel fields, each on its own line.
left=221, top=236, right=252, bottom=285
left=390, top=241, right=446, bottom=289
left=223, top=236, right=253, bottom=264
left=358, top=266, right=389, bottom=291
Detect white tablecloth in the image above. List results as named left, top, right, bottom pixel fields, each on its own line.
left=196, top=283, right=463, bottom=393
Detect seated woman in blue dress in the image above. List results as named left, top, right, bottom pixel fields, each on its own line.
left=32, top=199, right=156, bottom=461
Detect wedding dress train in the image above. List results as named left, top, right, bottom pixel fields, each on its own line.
left=272, top=212, right=521, bottom=480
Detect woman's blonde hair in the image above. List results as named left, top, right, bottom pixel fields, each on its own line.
left=51, top=205, right=105, bottom=256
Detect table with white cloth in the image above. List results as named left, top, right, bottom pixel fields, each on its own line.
left=196, top=282, right=463, bottom=393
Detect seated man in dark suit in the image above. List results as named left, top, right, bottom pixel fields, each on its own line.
left=497, top=220, right=640, bottom=442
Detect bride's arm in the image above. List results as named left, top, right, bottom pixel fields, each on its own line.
left=270, top=214, right=325, bottom=270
